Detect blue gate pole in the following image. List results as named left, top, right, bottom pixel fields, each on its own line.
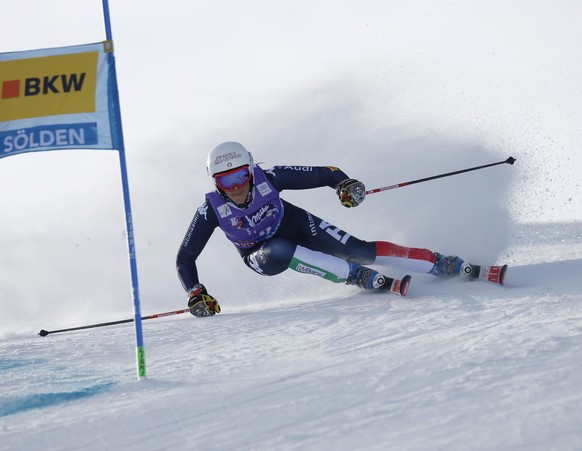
left=102, top=0, right=146, bottom=379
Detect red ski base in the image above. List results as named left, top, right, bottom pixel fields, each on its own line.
left=389, top=275, right=412, bottom=296
left=470, top=264, right=508, bottom=286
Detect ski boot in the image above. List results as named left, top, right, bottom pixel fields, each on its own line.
left=346, top=263, right=411, bottom=296
left=430, top=252, right=507, bottom=286
left=429, top=252, right=464, bottom=276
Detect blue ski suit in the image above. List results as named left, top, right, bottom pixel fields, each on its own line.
left=176, top=165, right=436, bottom=293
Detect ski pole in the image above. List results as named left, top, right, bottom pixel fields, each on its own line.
left=38, top=308, right=190, bottom=337
left=366, top=156, right=516, bottom=195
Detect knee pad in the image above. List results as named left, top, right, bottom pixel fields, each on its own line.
left=244, top=238, right=296, bottom=276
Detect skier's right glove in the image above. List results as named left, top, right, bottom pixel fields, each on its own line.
left=336, top=178, right=366, bottom=208
left=187, top=284, right=221, bottom=318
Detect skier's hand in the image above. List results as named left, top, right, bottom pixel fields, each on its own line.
left=187, top=284, right=221, bottom=317
left=336, top=179, right=366, bottom=208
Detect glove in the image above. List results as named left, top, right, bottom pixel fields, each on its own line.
left=187, top=284, right=221, bottom=317
left=336, top=179, right=366, bottom=208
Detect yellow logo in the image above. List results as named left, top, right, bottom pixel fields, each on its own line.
left=0, top=51, right=98, bottom=122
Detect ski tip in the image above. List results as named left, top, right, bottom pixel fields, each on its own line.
left=499, top=264, right=508, bottom=286
left=38, top=329, right=49, bottom=337
left=400, top=275, right=412, bottom=296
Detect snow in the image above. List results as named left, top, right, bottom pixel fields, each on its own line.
left=1, top=223, right=582, bottom=450
left=2, top=1, right=582, bottom=450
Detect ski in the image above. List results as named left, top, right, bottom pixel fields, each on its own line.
left=463, top=264, right=508, bottom=286
left=387, top=274, right=412, bottom=296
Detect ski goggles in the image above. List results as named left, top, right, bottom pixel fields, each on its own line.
left=214, top=165, right=252, bottom=191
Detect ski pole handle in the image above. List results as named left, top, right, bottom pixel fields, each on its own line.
left=366, top=156, right=516, bottom=195
left=38, top=308, right=190, bottom=337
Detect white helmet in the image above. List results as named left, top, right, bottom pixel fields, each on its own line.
left=207, top=142, right=254, bottom=178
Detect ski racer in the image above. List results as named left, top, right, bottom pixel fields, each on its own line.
left=177, top=142, right=505, bottom=317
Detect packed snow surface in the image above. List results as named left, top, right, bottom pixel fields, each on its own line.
left=1, top=222, right=581, bottom=450
left=2, top=2, right=582, bottom=450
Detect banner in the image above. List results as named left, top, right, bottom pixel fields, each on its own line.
left=0, top=41, right=121, bottom=158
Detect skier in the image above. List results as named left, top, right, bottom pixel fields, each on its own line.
left=177, top=142, right=505, bottom=317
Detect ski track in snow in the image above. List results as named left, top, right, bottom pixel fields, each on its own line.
left=1, top=224, right=581, bottom=450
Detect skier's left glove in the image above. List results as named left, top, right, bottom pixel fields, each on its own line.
left=336, top=179, right=366, bottom=208
left=187, top=284, right=221, bottom=317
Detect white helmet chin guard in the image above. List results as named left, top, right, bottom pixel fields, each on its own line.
left=207, top=142, right=254, bottom=179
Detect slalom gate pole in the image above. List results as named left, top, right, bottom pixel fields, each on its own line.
left=38, top=309, right=190, bottom=337
left=366, top=156, right=516, bottom=195
left=101, top=0, right=147, bottom=379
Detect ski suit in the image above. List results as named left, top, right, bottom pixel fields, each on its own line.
left=176, top=165, right=436, bottom=292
